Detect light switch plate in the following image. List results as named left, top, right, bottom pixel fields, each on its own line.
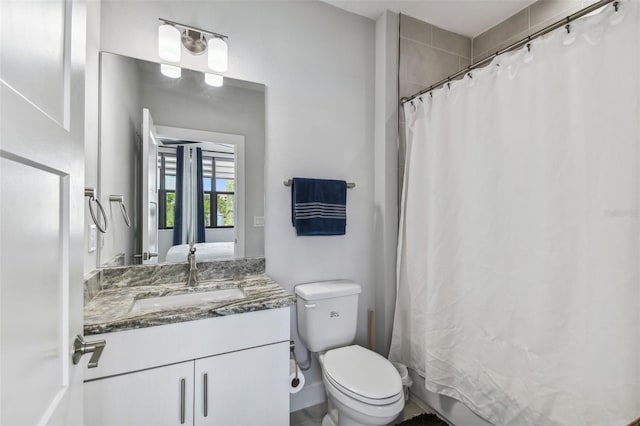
left=89, top=224, right=97, bottom=253
left=254, top=216, right=264, bottom=227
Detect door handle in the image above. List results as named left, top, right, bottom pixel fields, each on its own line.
left=72, top=335, right=106, bottom=368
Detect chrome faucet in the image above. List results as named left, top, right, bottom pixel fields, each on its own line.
left=186, top=244, right=198, bottom=286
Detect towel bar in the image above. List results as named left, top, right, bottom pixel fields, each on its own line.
left=283, top=179, right=355, bottom=189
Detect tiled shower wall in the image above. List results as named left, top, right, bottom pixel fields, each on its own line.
left=398, top=15, right=472, bottom=182
left=399, top=15, right=472, bottom=100
left=472, top=1, right=595, bottom=63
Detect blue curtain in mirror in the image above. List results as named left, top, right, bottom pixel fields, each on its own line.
left=173, top=146, right=184, bottom=246
left=196, top=147, right=205, bottom=243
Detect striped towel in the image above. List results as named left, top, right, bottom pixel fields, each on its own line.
left=291, top=178, right=347, bottom=236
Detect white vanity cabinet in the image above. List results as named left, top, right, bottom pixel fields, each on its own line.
left=84, top=307, right=290, bottom=426
left=194, top=342, right=289, bottom=425
left=85, top=361, right=195, bottom=426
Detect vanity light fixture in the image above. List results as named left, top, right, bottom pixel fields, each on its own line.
left=161, top=63, right=181, bottom=78
left=204, top=73, right=224, bottom=87
left=158, top=18, right=229, bottom=71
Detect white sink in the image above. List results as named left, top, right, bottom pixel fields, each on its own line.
left=130, top=288, right=246, bottom=313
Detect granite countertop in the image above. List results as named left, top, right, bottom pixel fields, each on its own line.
left=84, top=273, right=295, bottom=335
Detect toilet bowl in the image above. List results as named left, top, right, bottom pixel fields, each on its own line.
left=294, top=280, right=405, bottom=426
left=319, top=345, right=404, bottom=426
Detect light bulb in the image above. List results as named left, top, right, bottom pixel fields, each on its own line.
left=158, top=24, right=181, bottom=62
left=205, top=73, right=223, bottom=87
left=208, top=37, right=228, bottom=72
left=160, top=64, right=181, bottom=79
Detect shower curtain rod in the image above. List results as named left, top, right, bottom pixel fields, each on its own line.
left=401, top=0, right=618, bottom=104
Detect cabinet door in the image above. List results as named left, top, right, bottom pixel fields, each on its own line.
left=194, top=342, right=289, bottom=426
left=85, top=361, right=194, bottom=426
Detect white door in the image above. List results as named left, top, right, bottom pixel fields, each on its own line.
left=141, top=108, right=159, bottom=264
left=84, top=361, right=194, bottom=426
left=0, top=0, right=86, bottom=425
left=194, top=342, right=290, bottom=425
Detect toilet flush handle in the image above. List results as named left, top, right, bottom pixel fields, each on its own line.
left=304, top=303, right=316, bottom=309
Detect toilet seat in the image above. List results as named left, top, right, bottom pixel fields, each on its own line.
left=323, top=372, right=405, bottom=425
left=322, top=345, right=403, bottom=406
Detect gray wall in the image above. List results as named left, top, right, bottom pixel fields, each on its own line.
left=398, top=15, right=472, bottom=195
left=472, top=1, right=590, bottom=63
left=399, top=15, right=472, bottom=99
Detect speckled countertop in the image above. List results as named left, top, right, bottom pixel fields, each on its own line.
left=84, top=273, right=295, bottom=336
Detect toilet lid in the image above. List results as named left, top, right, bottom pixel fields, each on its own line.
left=323, top=345, right=403, bottom=402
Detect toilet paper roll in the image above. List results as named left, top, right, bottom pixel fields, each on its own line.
left=289, top=359, right=305, bottom=394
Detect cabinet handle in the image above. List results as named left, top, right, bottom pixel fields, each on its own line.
left=180, top=378, right=186, bottom=424
left=203, top=373, right=208, bottom=417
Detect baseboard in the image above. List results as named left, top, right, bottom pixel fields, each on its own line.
left=290, top=380, right=327, bottom=412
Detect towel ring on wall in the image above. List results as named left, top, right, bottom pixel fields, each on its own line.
left=85, top=188, right=108, bottom=233
left=109, top=195, right=131, bottom=227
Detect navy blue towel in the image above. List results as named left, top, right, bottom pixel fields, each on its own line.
left=291, top=177, right=347, bottom=236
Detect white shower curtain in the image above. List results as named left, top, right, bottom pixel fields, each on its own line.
left=390, top=2, right=640, bottom=425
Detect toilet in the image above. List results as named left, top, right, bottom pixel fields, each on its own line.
left=295, top=280, right=404, bottom=426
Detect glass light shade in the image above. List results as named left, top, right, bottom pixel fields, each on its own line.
left=207, top=37, right=228, bottom=72
left=158, top=24, right=181, bottom=62
left=205, top=73, right=223, bottom=87
left=160, top=64, right=181, bottom=79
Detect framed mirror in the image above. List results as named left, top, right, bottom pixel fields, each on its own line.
left=96, top=52, right=265, bottom=266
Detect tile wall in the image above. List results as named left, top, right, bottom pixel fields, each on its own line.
left=399, top=15, right=472, bottom=100
left=472, top=1, right=594, bottom=63
left=398, top=15, right=472, bottom=184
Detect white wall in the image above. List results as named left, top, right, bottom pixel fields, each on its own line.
left=373, top=11, right=399, bottom=356
left=100, top=0, right=375, bottom=409
left=84, top=0, right=101, bottom=274
left=98, top=54, right=141, bottom=266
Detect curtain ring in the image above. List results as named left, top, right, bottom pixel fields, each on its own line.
left=88, top=196, right=108, bottom=233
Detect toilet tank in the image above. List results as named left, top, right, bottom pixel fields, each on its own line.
left=295, top=280, right=361, bottom=352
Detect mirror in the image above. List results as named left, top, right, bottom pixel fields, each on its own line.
left=96, top=52, right=265, bottom=266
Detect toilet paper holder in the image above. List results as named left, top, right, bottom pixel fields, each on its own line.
left=290, top=341, right=300, bottom=387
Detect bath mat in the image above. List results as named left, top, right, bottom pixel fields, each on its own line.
left=396, top=413, right=449, bottom=426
